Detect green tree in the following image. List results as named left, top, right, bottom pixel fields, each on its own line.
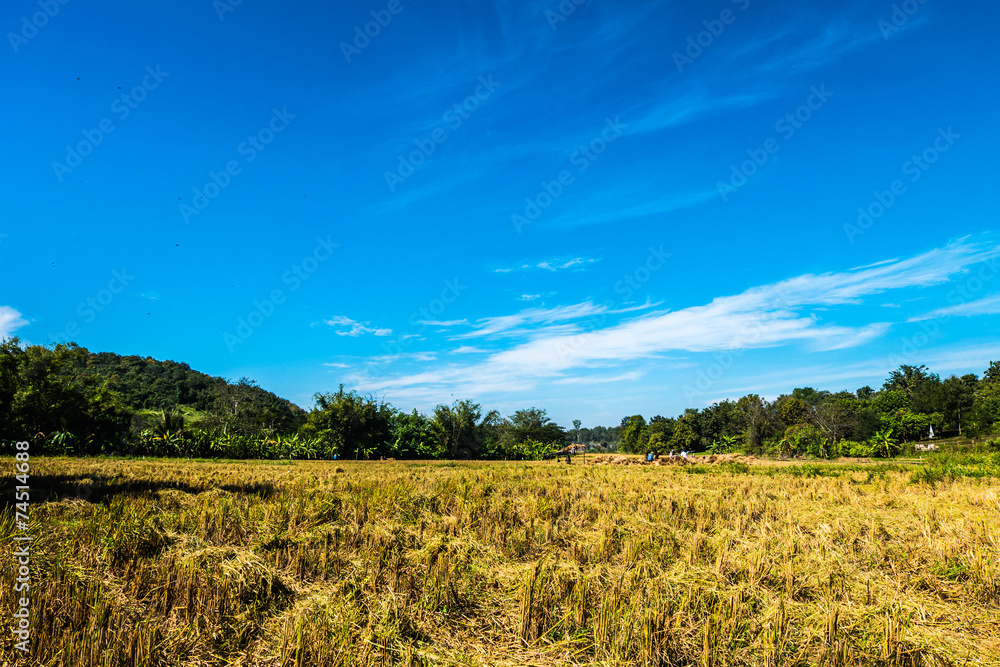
left=868, top=428, right=899, bottom=458
left=210, top=377, right=304, bottom=437
left=812, top=393, right=865, bottom=443
left=972, top=361, right=1000, bottom=434
left=695, top=401, right=741, bottom=450
left=304, top=385, right=395, bottom=459
left=883, top=364, right=939, bottom=399
left=647, top=432, right=667, bottom=452
left=778, top=396, right=810, bottom=426
left=783, top=423, right=824, bottom=457
left=736, top=394, right=775, bottom=454
left=667, top=421, right=698, bottom=452
left=872, top=389, right=909, bottom=415
left=506, top=408, right=567, bottom=445
left=790, top=387, right=830, bottom=406
left=389, top=409, right=436, bottom=458
left=619, top=415, right=647, bottom=453
left=940, top=374, right=977, bottom=435
left=431, top=399, right=498, bottom=459
left=2, top=342, right=132, bottom=452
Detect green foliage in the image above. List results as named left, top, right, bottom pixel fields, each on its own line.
left=519, top=438, right=558, bottom=461
left=389, top=409, right=437, bottom=458
left=736, top=394, right=774, bottom=454
left=506, top=408, right=566, bottom=446
left=3, top=337, right=997, bottom=463
left=646, top=432, right=667, bottom=452
left=872, top=389, right=909, bottom=415
left=430, top=399, right=498, bottom=459
left=778, top=397, right=810, bottom=426
left=909, top=452, right=1000, bottom=485
left=707, top=434, right=740, bottom=454
left=868, top=429, right=900, bottom=459
left=571, top=423, right=620, bottom=447
left=667, top=421, right=698, bottom=452
left=782, top=423, right=825, bottom=457
left=619, top=415, right=647, bottom=453
left=939, top=374, right=977, bottom=435
left=0, top=341, right=134, bottom=452
left=304, top=385, right=395, bottom=459
left=881, top=409, right=934, bottom=442
left=207, top=377, right=305, bottom=437
left=883, top=364, right=938, bottom=397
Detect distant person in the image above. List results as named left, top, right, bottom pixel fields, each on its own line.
left=669, top=450, right=675, bottom=459
left=646, top=452, right=654, bottom=463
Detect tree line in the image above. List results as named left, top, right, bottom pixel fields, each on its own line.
left=1, top=339, right=997, bottom=459
left=617, top=363, right=1000, bottom=458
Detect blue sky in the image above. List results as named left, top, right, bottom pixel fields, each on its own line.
left=2, top=0, right=998, bottom=426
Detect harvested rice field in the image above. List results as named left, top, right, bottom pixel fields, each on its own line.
left=2, top=455, right=998, bottom=666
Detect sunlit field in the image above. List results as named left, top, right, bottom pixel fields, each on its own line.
left=3, top=455, right=999, bottom=666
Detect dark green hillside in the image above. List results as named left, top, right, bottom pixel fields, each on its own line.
left=0, top=339, right=305, bottom=451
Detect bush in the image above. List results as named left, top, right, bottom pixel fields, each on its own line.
left=782, top=424, right=825, bottom=458
left=521, top=438, right=558, bottom=461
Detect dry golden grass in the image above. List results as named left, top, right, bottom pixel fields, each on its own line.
left=1, top=456, right=998, bottom=666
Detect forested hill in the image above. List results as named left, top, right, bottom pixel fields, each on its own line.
left=0, top=340, right=306, bottom=446
left=78, top=350, right=257, bottom=412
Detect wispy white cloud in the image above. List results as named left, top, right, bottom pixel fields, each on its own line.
left=908, top=293, right=1000, bottom=322
left=322, top=316, right=393, bottom=337
left=751, top=19, right=882, bottom=76
left=351, top=239, right=1000, bottom=400
left=629, top=91, right=777, bottom=135
left=519, top=294, right=542, bottom=301
left=451, top=345, right=485, bottom=354
left=496, top=257, right=598, bottom=273
left=415, top=319, right=469, bottom=327
left=851, top=259, right=899, bottom=271
left=452, top=301, right=614, bottom=340
left=551, top=370, right=644, bottom=385
left=0, top=306, right=28, bottom=339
